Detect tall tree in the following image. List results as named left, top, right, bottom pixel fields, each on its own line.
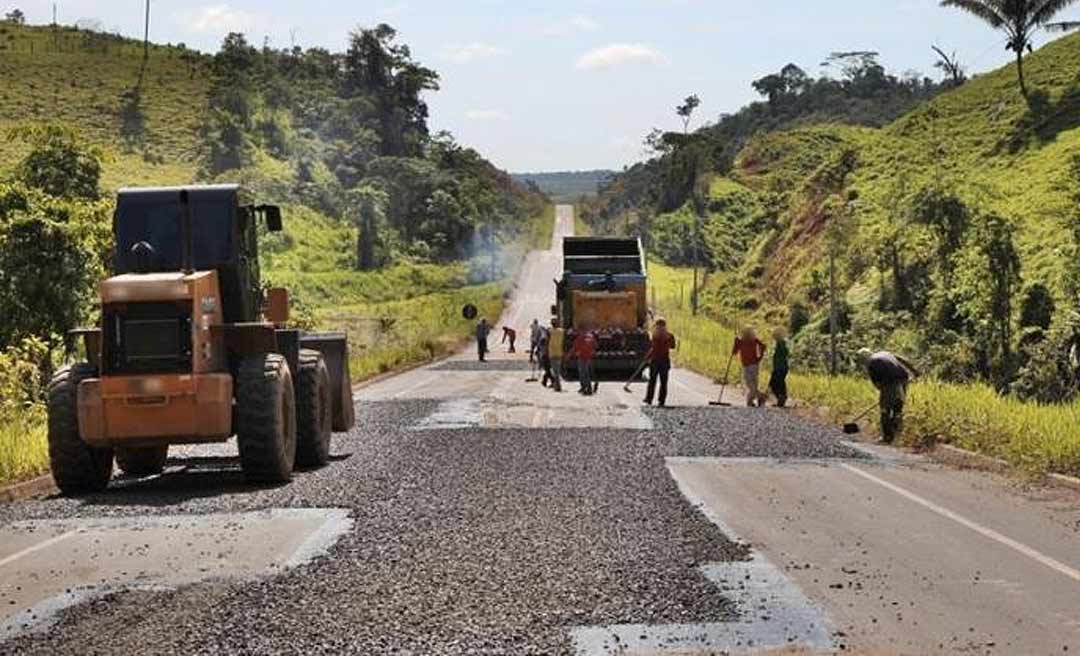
left=939, top=0, right=1079, bottom=96
left=932, top=45, right=967, bottom=86
left=343, top=24, right=439, bottom=157
left=675, top=94, right=701, bottom=134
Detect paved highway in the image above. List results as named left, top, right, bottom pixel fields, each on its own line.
left=1, top=206, right=1077, bottom=655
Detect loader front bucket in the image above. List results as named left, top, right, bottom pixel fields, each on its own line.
left=300, top=332, right=356, bottom=432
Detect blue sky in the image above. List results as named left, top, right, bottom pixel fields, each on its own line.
left=16, top=1, right=1074, bottom=171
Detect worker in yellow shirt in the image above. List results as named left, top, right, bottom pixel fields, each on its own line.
left=546, top=318, right=565, bottom=392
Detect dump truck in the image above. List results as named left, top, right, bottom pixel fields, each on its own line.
left=48, top=184, right=355, bottom=494
left=553, top=237, right=649, bottom=377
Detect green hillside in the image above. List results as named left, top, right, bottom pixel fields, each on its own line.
left=730, top=32, right=1080, bottom=298
left=0, top=23, right=205, bottom=185
left=589, top=33, right=1080, bottom=389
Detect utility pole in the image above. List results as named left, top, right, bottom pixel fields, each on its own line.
left=692, top=215, right=700, bottom=316
left=143, top=0, right=150, bottom=61
left=829, top=249, right=838, bottom=375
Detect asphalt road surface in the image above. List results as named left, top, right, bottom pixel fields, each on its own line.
left=1, top=205, right=1078, bottom=655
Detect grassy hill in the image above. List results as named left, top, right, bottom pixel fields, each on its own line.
left=0, top=23, right=205, bottom=186
left=640, top=33, right=1080, bottom=336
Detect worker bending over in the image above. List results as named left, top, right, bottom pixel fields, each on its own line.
left=859, top=349, right=920, bottom=443
left=502, top=326, right=517, bottom=353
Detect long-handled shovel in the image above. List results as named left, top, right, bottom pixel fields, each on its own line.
left=622, top=360, right=649, bottom=393
left=709, top=353, right=735, bottom=407
left=525, top=355, right=539, bottom=382
left=843, top=402, right=879, bottom=434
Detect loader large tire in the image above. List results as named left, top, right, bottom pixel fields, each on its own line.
left=47, top=363, right=113, bottom=495
left=116, top=446, right=168, bottom=477
left=295, top=349, right=332, bottom=468
left=235, top=353, right=296, bottom=483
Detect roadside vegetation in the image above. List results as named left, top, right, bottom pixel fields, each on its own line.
left=582, top=12, right=1080, bottom=477
left=0, top=18, right=548, bottom=486
left=651, top=263, right=1080, bottom=476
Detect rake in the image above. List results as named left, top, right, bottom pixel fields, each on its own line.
left=708, top=352, right=735, bottom=407
left=622, top=360, right=649, bottom=393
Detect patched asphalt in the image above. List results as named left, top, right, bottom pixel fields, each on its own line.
left=0, top=398, right=865, bottom=655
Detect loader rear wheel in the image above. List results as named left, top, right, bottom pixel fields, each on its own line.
left=47, top=363, right=113, bottom=495
left=116, top=446, right=168, bottom=477
left=295, top=349, right=332, bottom=468
left=235, top=353, right=296, bottom=483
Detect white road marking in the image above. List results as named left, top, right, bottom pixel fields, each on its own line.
left=0, top=530, right=78, bottom=569
left=568, top=461, right=837, bottom=655
left=841, top=463, right=1080, bottom=584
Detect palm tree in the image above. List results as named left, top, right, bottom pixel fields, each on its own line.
left=940, top=0, right=1079, bottom=96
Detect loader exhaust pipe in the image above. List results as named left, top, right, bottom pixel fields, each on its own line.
left=179, top=189, right=195, bottom=274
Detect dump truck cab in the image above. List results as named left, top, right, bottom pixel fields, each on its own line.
left=48, top=185, right=355, bottom=495
left=554, top=237, right=650, bottom=376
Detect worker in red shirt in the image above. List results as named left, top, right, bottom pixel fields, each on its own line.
left=732, top=326, right=767, bottom=407
left=569, top=330, right=598, bottom=395
left=643, top=317, right=676, bottom=407
left=501, top=325, right=517, bottom=353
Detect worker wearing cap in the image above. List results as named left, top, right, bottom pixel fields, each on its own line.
left=858, top=348, right=920, bottom=443
left=643, top=317, right=676, bottom=407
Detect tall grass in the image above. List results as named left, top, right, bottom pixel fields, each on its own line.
left=320, top=283, right=506, bottom=381
left=651, top=263, right=1080, bottom=477
left=0, top=339, right=50, bottom=485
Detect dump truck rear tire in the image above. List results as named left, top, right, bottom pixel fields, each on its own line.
left=295, top=349, right=332, bottom=468
left=235, top=353, right=296, bottom=483
left=47, top=363, right=114, bottom=495
left=115, top=446, right=168, bottom=477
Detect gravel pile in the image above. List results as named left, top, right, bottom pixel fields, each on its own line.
left=1, top=397, right=863, bottom=655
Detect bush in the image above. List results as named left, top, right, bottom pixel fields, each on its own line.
left=0, top=338, right=50, bottom=484
left=1011, top=315, right=1080, bottom=403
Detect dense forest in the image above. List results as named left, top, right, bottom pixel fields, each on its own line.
left=582, top=38, right=1080, bottom=403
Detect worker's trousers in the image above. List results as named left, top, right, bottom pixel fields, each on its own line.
left=645, top=359, right=670, bottom=406
left=578, top=360, right=593, bottom=394
left=548, top=357, right=562, bottom=391
left=879, top=382, right=907, bottom=442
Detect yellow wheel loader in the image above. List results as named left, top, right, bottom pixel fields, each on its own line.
left=48, top=185, right=355, bottom=494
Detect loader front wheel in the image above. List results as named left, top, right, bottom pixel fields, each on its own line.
left=47, top=363, right=113, bottom=495
left=116, top=446, right=168, bottom=477
left=295, top=349, right=332, bottom=468
left=235, top=354, right=296, bottom=483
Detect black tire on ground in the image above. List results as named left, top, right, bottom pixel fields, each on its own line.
left=115, top=446, right=168, bottom=476
left=295, top=349, right=332, bottom=468
left=47, top=363, right=114, bottom=495
left=235, top=353, right=296, bottom=483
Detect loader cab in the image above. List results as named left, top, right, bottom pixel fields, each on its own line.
left=112, top=185, right=282, bottom=324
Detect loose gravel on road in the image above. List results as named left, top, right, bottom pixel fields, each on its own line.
left=0, top=399, right=865, bottom=655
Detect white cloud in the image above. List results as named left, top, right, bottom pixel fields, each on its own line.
left=443, top=42, right=508, bottom=64
left=576, top=44, right=665, bottom=71
left=465, top=109, right=508, bottom=121
left=178, top=4, right=253, bottom=34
